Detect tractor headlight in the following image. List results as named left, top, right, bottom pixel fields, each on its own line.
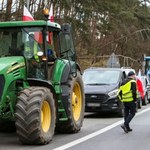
left=37, top=51, right=43, bottom=57
left=108, top=89, right=118, bottom=98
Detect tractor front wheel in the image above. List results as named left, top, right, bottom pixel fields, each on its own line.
left=15, top=87, right=56, bottom=145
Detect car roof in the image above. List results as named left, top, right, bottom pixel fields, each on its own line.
left=121, top=67, right=136, bottom=76
left=83, top=67, right=127, bottom=79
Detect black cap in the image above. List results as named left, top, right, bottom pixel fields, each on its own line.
left=128, top=71, right=135, bottom=77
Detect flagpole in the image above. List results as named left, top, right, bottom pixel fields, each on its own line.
left=26, top=0, right=29, bottom=9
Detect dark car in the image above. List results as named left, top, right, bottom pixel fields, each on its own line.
left=83, top=67, right=127, bottom=116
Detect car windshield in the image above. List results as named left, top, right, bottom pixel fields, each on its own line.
left=83, top=69, right=120, bottom=85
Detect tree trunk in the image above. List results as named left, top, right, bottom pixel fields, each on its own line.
left=5, top=0, right=12, bottom=21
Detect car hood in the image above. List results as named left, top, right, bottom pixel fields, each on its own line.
left=84, top=84, right=119, bottom=94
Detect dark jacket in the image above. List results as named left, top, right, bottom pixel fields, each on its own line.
left=119, top=78, right=137, bottom=102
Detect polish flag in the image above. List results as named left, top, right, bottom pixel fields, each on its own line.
left=22, top=5, right=34, bottom=21
left=49, top=4, right=54, bottom=22
left=22, top=6, right=43, bottom=43
left=48, top=4, right=54, bottom=44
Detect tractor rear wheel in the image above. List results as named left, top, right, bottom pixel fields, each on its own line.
left=15, top=87, right=56, bottom=145
left=56, top=72, right=85, bottom=133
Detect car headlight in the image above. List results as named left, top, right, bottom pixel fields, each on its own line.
left=108, top=89, right=119, bottom=98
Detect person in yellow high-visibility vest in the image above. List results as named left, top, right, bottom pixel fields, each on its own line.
left=24, top=33, right=42, bottom=78
left=24, top=33, right=39, bottom=61
left=118, top=71, right=137, bottom=133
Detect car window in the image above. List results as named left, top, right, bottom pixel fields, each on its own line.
left=83, top=70, right=120, bottom=85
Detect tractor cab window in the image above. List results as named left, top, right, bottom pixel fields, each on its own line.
left=22, top=28, right=43, bottom=56
left=46, top=31, right=57, bottom=62
left=0, top=30, right=23, bottom=56
left=0, top=28, right=44, bottom=58
left=23, top=32, right=43, bottom=59
left=59, top=31, right=75, bottom=61
left=0, top=27, right=46, bottom=79
left=22, top=28, right=45, bottom=79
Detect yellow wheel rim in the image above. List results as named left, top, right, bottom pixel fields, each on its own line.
left=41, top=100, right=51, bottom=132
left=72, top=82, right=82, bottom=121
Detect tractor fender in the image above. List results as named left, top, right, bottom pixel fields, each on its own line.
left=76, top=63, right=82, bottom=74
left=27, top=79, right=57, bottom=97
left=61, top=63, right=71, bottom=83
left=61, top=63, right=82, bottom=83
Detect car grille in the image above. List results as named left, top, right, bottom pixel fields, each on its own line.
left=0, top=75, right=5, bottom=100
left=85, top=94, right=108, bottom=103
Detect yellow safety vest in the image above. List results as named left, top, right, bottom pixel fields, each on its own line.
left=25, top=42, right=39, bottom=61
left=118, top=80, right=137, bottom=102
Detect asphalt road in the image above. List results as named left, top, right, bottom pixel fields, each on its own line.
left=1, top=105, right=150, bottom=150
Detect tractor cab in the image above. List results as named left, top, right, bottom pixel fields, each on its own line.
left=0, top=21, right=76, bottom=80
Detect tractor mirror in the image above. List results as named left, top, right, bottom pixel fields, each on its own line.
left=61, top=23, right=71, bottom=34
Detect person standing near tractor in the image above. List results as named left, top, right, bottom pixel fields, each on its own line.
left=118, top=71, right=137, bottom=133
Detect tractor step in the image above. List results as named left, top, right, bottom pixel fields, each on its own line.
left=59, top=118, right=68, bottom=121
left=57, top=99, right=68, bottom=121
left=58, top=108, right=65, bottom=112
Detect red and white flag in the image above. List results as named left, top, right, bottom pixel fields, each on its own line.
left=49, top=4, right=54, bottom=22
left=22, top=6, right=43, bottom=43
left=22, top=5, right=34, bottom=21
left=48, top=4, right=54, bottom=44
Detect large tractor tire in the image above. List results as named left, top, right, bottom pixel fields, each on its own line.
left=15, top=87, right=56, bottom=145
left=56, top=72, right=85, bottom=133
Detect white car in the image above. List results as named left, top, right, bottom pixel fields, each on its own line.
left=137, top=75, right=150, bottom=104
left=121, top=67, right=136, bottom=76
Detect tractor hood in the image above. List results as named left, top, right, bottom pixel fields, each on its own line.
left=0, top=56, right=25, bottom=74
left=0, top=56, right=26, bottom=115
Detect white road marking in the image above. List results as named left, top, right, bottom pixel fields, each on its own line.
left=53, top=107, right=150, bottom=150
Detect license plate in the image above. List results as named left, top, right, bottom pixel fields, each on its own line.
left=87, top=103, right=100, bottom=107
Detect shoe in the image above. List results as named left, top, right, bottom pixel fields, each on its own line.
left=127, top=127, right=133, bottom=132
left=121, top=124, right=128, bottom=133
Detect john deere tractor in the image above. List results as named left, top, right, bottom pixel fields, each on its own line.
left=0, top=11, right=85, bottom=145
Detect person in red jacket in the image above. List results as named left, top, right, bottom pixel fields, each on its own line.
left=136, top=77, right=144, bottom=108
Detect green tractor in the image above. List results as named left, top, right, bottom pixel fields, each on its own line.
left=0, top=13, right=85, bottom=144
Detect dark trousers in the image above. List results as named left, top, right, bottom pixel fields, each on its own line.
left=123, top=101, right=136, bottom=128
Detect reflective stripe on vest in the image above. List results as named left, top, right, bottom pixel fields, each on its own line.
left=119, top=80, right=136, bottom=102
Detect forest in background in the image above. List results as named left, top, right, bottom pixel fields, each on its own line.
left=1, top=0, right=150, bottom=70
